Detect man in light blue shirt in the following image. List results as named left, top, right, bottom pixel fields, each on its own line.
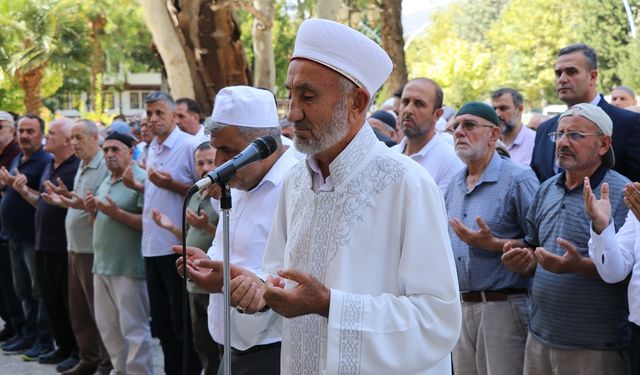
left=445, top=102, right=539, bottom=374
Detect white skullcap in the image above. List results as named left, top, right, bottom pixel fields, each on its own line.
left=292, top=19, right=393, bottom=97
left=559, top=103, right=614, bottom=167
left=211, top=86, right=279, bottom=128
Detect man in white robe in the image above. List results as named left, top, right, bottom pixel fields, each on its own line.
left=206, top=19, right=461, bottom=375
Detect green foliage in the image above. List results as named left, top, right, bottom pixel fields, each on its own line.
left=575, top=0, right=637, bottom=92
left=407, top=0, right=640, bottom=109
left=0, top=0, right=158, bottom=113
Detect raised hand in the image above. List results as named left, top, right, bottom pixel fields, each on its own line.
left=534, top=238, right=586, bottom=274
left=450, top=216, right=501, bottom=252
left=123, top=164, right=144, bottom=192
left=40, top=180, right=63, bottom=207
left=624, top=182, right=640, bottom=222
left=12, top=169, right=29, bottom=195
left=501, top=241, right=536, bottom=276
left=172, top=245, right=210, bottom=280
left=54, top=177, right=71, bottom=197
left=147, top=167, right=173, bottom=189
left=186, top=208, right=209, bottom=230
left=84, top=191, right=97, bottom=217
left=152, top=208, right=175, bottom=231
left=583, top=177, right=610, bottom=234
left=263, top=269, right=330, bottom=318
left=0, top=166, right=16, bottom=187
left=95, top=195, right=120, bottom=217
left=59, top=191, right=85, bottom=209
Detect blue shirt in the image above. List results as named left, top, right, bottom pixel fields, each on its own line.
left=445, top=152, right=539, bottom=291
left=525, top=164, right=630, bottom=350
left=0, top=147, right=52, bottom=242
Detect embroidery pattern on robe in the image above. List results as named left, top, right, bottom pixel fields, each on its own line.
left=338, top=293, right=364, bottom=374
left=285, top=143, right=405, bottom=373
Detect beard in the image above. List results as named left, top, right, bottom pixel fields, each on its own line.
left=293, top=98, right=350, bottom=155
left=499, top=118, right=516, bottom=134
left=455, top=140, right=489, bottom=163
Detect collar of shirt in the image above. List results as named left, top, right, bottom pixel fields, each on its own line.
left=589, top=93, right=602, bottom=106
left=81, top=149, right=104, bottom=171
left=304, top=123, right=378, bottom=193
left=249, top=146, right=300, bottom=193
left=457, top=151, right=503, bottom=194
left=555, top=162, right=608, bottom=192
left=150, top=125, right=181, bottom=152
left=306, top=154, right=334, bottom=192
left=396, top=133, right=441, bottom=158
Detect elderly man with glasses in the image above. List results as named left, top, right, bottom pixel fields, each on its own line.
left=443, top=102, right=539, bottom=375
left=503, top=103, right=631, bottom=374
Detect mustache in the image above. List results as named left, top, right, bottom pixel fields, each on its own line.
left=557, top=146, right=574, bottom=156
left=294, top=121, right=311, bottom=130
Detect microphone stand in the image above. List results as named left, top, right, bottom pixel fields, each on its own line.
left=181, top=183, right=232, bottom=375
left=181, top=191, right=194, bottom=375
left=219, top=182, right=232, bottom=375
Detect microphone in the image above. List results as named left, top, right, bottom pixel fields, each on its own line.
left=188, top=135, right=278, bottom=194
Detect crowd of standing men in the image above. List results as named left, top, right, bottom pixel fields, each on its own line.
left=0, top=17, right=639, bottom=375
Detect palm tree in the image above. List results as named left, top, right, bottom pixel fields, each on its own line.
left=0, top=0, right=90, bottom=114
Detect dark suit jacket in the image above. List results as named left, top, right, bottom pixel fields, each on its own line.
left=531, top=96, right=640, bottom=182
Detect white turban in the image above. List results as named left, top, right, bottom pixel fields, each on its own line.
left=292, top=19, right=393, bottom=97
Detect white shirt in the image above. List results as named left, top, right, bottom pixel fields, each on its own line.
left=392, top=133, right=464, bottom=193
left=142, top=126, right=199, bottom=257
left=207, top=146, right=299, bottom=349
left=263, top=125, right=461, bottom=374
left=589, top=210, right=640, bottom=325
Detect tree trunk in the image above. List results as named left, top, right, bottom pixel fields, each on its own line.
left=139, top=0, right=196, bottom=100
left=140, top=0, right=251, bottom=114
left=317, top=0, right=341, bottom=20
left=378, top=0, right=407, bottom=96
left=90, top=11, right=106, bottom=112
left=16, top=67, right=44, bottom=115
left=252, top=0, right=275, bottom=90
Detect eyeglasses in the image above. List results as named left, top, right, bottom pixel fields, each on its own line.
left=547, top=131, right=603, bottom=142
left=446, top=119, right=495, bottom=134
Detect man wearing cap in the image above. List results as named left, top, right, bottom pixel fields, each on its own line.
left=0, top=110, right=21, bottom=344
left=84, top=132, right=153, bottom=375
left=531, top=43, right=640, bottom=183
left=392, top=77, right=463, bottom=192
left=222, top=19, right=461, bottom=374
left=176, top=98, right=208, bottom=143
left=491, top=88, right=536, bottom=165
left=444, top=102, right=539, bottom=374
left=141, top=91, right=201, bottom=375
left=503, top=103, right=630, bottom=374
left=175, top=85, right=299, bottom=374
left=367, top=109, right=397, bottom=146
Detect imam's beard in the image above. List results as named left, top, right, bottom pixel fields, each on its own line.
left=293, top=98, right=350, bottom=155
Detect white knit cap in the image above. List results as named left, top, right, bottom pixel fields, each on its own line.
left=210, top=86, right=279, bottom=128
left=292, top=19, right=393, bottom=97
left=559, top=103, right=614, bottom=167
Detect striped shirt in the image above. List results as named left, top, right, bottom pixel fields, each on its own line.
left=525, top=164, right=631, bottom=350
left=445, top=152, right=539, bottom=291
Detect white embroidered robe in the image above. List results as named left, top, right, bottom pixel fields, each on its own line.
left=261, top=125, right=461, bottom=374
